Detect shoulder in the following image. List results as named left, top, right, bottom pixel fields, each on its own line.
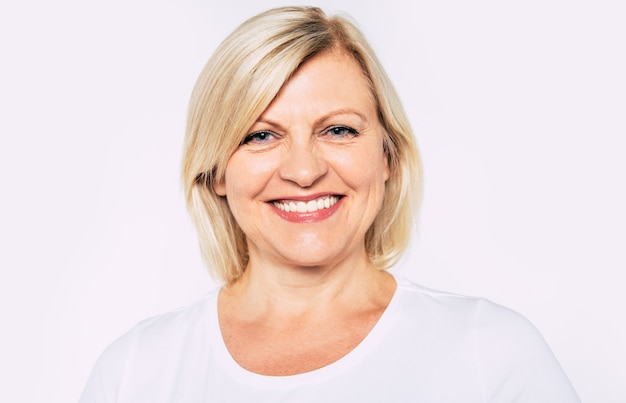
left=390, top=274, right=539, bottom=361
left=394, top=273, right=529, bottom=321
left=129, top=290, right=216, bottom=340
left=392, top=274, right=551, bottom=356
left=79, top=289, right=219, bottom=402
left=391, top=274, right=579, bottom=402
left=108, top=288, right=217, bottom=355
left=392, top=274, right=508, bottom=325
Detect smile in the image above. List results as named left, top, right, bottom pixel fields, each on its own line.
left=272, top=195, right=340, bottom=213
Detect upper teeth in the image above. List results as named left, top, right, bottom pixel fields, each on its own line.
left=274, top=196, right=339, bottom=213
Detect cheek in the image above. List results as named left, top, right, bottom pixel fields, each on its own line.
left=223, top=152, right=276, bottom=200
left=335, top=146, right=389, bottom=187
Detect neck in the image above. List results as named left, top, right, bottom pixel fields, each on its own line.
left=222, top=250, right=393, bottom=317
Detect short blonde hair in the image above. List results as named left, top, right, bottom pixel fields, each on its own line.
left=182, top=6, right=422, bottom=284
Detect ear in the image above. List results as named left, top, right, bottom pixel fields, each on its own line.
left=383, top=153, right=390, bottom=182
left=213, top=178, right=227, bottom=196
left=382, top=138, right=391, bottom=182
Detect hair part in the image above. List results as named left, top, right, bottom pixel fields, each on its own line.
left=182, top=6, right=422, bottom=284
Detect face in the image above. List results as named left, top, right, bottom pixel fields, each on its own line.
left=214, top=50, right=390, bottom=269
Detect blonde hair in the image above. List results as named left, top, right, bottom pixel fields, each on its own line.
left=182, top=6, right=422, bottom=284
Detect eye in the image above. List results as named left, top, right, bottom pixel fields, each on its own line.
left=242, top=130, right=276, bottom=145
left=325, top=126, right=359, bottom=137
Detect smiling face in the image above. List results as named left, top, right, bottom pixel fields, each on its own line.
left=213, top=49, right=390, bottom=270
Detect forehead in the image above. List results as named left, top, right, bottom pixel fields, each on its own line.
left=258, top=50, right=376, bottom=121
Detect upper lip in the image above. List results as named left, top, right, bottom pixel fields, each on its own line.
left=269, top=192, right=343, bottom=203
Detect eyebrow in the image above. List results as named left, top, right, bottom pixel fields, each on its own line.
left=315, top=109, right=367, bottom=127
left=254, top=108, right=368, bottom=130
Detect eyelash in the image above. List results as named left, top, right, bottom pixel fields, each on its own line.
left=241, top=125, right=359, bottom=145
left=325, top=125, right=359, bottom=137
left=242, top=131, right=274, bottom=144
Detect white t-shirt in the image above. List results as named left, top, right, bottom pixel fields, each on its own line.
left=80, top=275, right=580, bottom=402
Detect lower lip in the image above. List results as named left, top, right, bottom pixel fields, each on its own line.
left=270, top=198, right=343, bottom=223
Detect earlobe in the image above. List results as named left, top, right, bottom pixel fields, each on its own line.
left=383, top=154, right=391, bottom=182
left=382, top=136, right=392, bottom=182
left=383, top=164, right=390, bottom=182
left=213, top=178, right=227, bottom=196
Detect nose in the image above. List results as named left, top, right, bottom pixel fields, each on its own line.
left=278, top=138, right=328, bottom=187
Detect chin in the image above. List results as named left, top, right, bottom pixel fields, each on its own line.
left=275, top=247, right=355, bottom=269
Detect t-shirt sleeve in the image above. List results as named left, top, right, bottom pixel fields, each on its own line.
left=473, top=299, right=580, bottom=403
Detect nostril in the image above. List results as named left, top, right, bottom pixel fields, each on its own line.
left=278, top=148, right=328, bottom=187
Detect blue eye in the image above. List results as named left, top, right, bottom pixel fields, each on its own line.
left=326, top=126, right=358, bottom=137
left=242, top=131, right=275, bottom=144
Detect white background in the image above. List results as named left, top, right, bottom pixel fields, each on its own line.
left=1, top=0, right=624, bottom=402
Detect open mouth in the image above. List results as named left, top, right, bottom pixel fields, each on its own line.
left=272, top=195, right=341, bottom=213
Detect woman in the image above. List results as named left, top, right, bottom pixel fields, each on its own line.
left=81, top=6, right=580, bottom=402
